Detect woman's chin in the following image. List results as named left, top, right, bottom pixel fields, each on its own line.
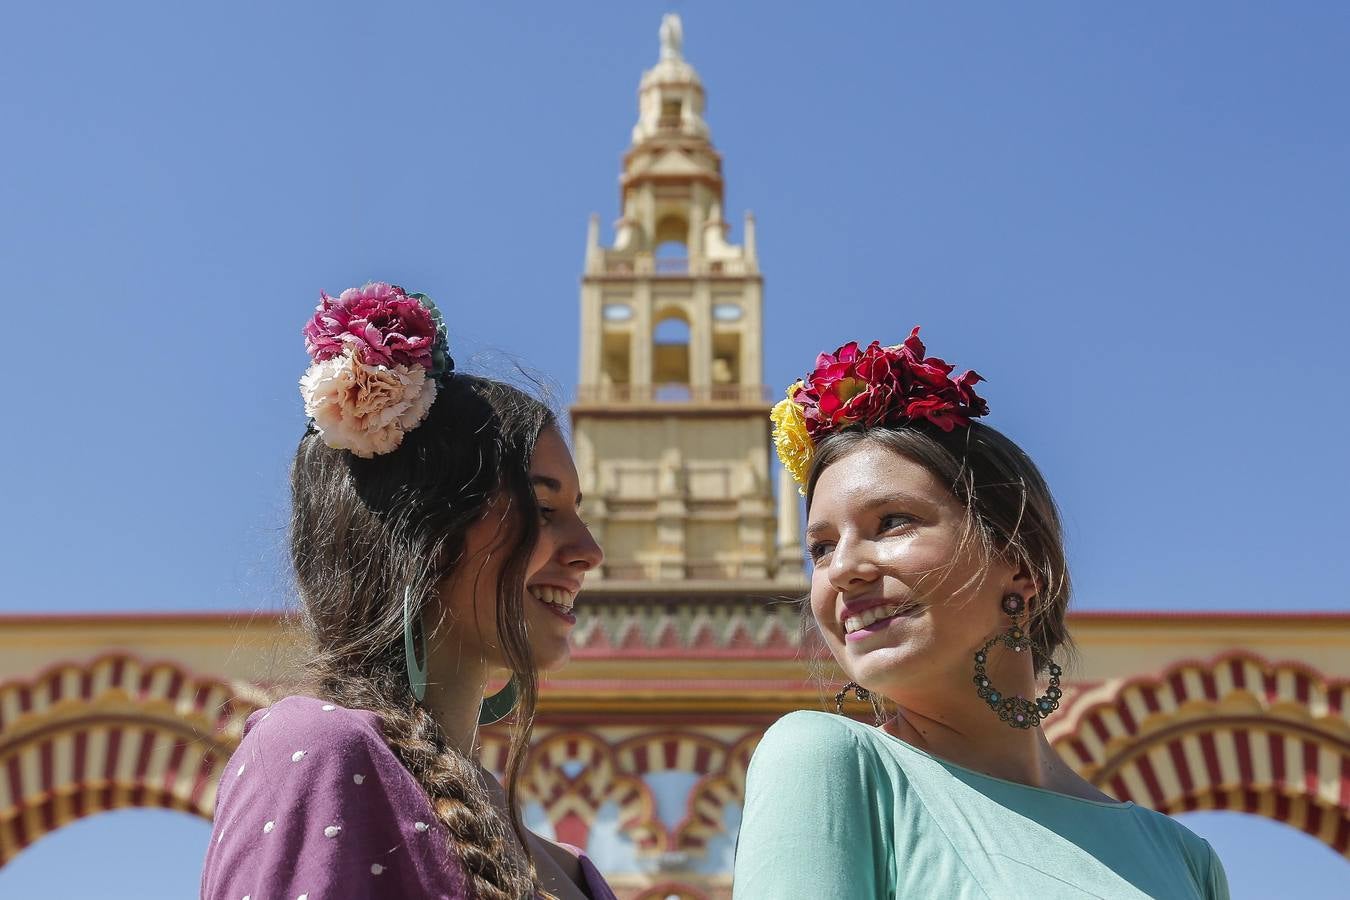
left=843, top=644, right=927, bottom=692
left=530, top=639, right=573, bottom=672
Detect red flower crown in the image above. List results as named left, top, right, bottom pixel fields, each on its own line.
left=771, top=327, right=989, bottom=491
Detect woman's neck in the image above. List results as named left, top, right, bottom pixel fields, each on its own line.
left=881, top=654, right=1061, bottom=788
left=884, top=702, right=1056, bottom=786
left=422, top=651, right=491, bottom=756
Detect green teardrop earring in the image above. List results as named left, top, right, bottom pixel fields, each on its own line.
left=403, top=588, right=429, bottom=702
left=404, top=587, right=518, bottom=723
left=478, top=679, right=519, bottom=725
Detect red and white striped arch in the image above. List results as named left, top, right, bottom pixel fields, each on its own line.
left=2, top=649, right=1346, bottom=872
left=1048, top=651, right=1350, bottom=858
left=675, top=733, right=758, bottom=854
left=614, top=731, right=738, bottom=854
left=518, top=729, right=658, bottom=849
left=0, top=654, right=267, bottom=867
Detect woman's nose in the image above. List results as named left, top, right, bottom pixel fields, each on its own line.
left=827, top=534, right=881, bottom=592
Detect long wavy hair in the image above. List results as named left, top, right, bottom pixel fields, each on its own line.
left=290, top=373, right=551, bottom=899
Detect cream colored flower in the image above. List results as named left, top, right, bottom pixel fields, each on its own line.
left=770, top=381, right=813, bottom=495
left=299, top=348, right=437, bottom=458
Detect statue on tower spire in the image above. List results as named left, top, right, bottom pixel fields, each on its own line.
left=660, top=13, right=683, bottom=61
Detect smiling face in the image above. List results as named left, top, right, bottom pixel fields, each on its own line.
left=805, top=438, right=1033, bottom=703
left=520, top=427, right=604, bottom=669
left=436, top=426, right=603, bottom=675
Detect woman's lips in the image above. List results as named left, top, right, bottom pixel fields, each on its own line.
left=529, top=584, right=579, bottom=625
left=842, top=602, right=921, bottom=643
left=535, top=594, right=577, bottom=625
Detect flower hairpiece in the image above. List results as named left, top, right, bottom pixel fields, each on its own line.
left=770, top=327, right=988, bottom=493
left=299, top=282, right=452, bottom=458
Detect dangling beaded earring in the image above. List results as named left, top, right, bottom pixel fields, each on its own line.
left=972, top=592, right=1064, bottom=729
left=834, top=681, right=871, bottom=716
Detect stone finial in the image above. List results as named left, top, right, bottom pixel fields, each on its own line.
left=660, top=13, right=683, bottom=61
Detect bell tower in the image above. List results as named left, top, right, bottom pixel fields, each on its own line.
left=573, top=14, right=805, bottom=589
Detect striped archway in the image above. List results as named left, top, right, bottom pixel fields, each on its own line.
left=0, top=654, right=268, bottom=867
left=676, top=732, right=758, bottom=853
left=614, top=730, right=742, bottom=854
left=518, top=729, right=657, bottom=850
left=1048, top=652, right=1350, bottom=858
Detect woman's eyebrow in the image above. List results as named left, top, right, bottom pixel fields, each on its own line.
left=530, top=475, right=563, bottom=493
left=858, top=491, right=926, bottom=512
left=530, top=474, right=583, bottom=507
left=805, top=492, right=928, bottom=538
left=805, top=520, right=833, bottom=541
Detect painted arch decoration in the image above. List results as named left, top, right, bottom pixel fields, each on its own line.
left=521, top=729, right=658, bottom=850
left=673, top=733, right=758, bottom=854
left=1048, top=651, right=1350, bottom=858
left=490, top=652, right=1350, bottom=862
left=0, top=654, right=268, bottom=867
left=482, top=727, right=762, bottom=856
left=2, top=648, right=1346, bottom=873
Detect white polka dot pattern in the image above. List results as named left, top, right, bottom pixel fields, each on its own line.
left=200, top=697, right=622, bottom=899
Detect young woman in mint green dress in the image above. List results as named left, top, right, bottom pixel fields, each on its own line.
left=733, top=330, right=1229, bottom=899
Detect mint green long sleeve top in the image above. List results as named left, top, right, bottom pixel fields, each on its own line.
left=733, top=711, right=1229, bottom=900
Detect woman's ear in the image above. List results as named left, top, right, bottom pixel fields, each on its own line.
left=1008, top=557, right=1040, bottom=609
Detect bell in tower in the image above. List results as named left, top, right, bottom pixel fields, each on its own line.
left=573, top=14, right=806, bottom=589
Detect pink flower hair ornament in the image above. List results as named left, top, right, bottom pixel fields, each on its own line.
left=299, top=282, right=453, bottom=458
left=770, top=327, right=989, bottom=493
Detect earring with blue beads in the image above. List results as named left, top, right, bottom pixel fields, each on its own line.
left=972, top=592, right=1063, bottom=729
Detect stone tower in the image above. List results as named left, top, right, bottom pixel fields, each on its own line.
left=572, top=14, right=805, bottom=590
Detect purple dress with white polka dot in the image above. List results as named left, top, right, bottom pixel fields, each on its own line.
left=201, top=696, right=616, bottom=900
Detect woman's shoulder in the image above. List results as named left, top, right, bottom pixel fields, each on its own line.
left=1122, top=799, right=1210, bottom=844
left=735, top=712, right=901, bottom=897
left=1123, top=803, right=1228, bottom=887
left=204, top=696, right=454, bottom=899
left=217, top=695, right=416, bottom=809
left=758, top=708, right=872, bottom=746
left=759, top=709, right=902, bottom=752
left=749, top=710, right=893, bottom=781
left=239, top=694, right=387, bottom=749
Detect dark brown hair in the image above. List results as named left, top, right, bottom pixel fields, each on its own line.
left=805, top=421, right=1072, bottom=675
left=290, top=373, right=551, bottom=899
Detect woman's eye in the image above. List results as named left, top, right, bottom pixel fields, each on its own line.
left=538, top=505, right=556, bottom=524
left=880, top=513, right=914, bottom=532
left=808, top=541, right=834, bottom=562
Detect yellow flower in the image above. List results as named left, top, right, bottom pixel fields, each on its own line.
left=770, top=381, right=813, bottom=495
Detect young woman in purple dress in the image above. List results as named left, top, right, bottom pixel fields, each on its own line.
left=201, top=283, right=612, bottom=900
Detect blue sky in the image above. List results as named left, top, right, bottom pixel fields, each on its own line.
left=1, top=2, right=1346, bottom=896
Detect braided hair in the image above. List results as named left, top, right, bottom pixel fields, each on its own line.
left=290, top=374, right=550, bottom=899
